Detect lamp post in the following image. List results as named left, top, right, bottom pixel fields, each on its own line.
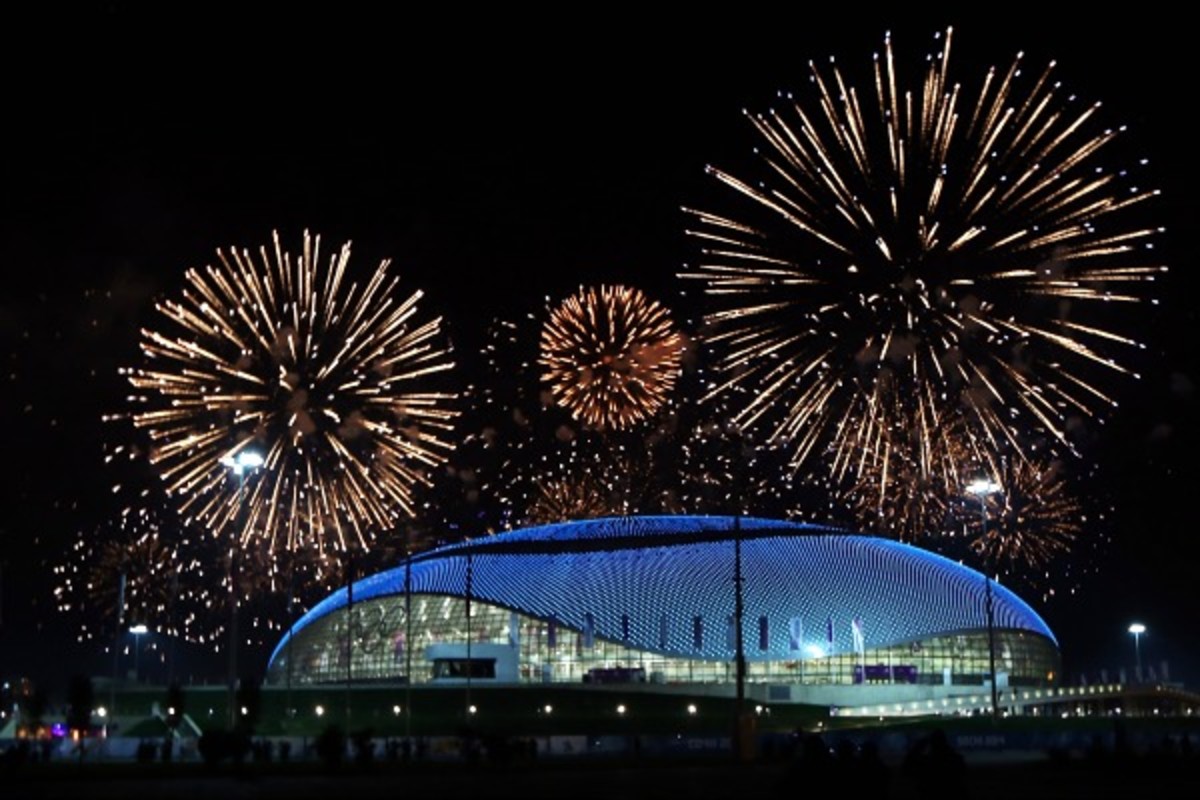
left=465, top=548, right=474, bottom=725
left=220, top=449, right=263, bottom=729
left=109, top=572, right=127, bottom=731
left=966, top=477, right=1002, bottom=719
left=1128, top=623, right=1146, bottom=682
left=404, top=546, right=413, bottom=744
left=129, top=624, right=149, bottom=684
left=284, top=554, right=296, bottom=730
left=733, top=513, right=747, bottom=760
left=344, top=547, right=355, bottom=727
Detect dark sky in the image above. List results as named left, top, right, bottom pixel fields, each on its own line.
left=2, top=7, right=1196, bottom=690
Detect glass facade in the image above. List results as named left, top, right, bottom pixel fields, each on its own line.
left=267, top=593, right=1059, bottom=689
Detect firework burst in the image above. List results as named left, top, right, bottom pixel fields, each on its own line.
left=964, top=457, right=1084, bottom=575
left=53, top=508, right=182, bottom=642
left=540, top=285, right=685, bottom=430
left=830, top=390, right=982, bottom=541
left=524, top=472, right=621, bottom=526
left=682, top=28, right=1164, bottom=475
left=122, top=230, right=458, bottom=557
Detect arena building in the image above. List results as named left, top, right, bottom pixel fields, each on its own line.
left=266, top=516, right=1059, bottom=706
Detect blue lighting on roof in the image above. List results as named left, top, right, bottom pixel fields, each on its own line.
left=270, top=515, right=1055, bottom=666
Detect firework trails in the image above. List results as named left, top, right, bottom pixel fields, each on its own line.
left=540, top=285, right=685, bottom=430
left=966, top=457, right=1082, bottom=574
left=54, top=507, right=184, bottom=642
left=126, top=230, right=457, bottom=556
left=682, top=28, right=1163, bottom=479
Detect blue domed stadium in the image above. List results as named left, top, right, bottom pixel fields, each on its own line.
left=266, top=516, right=1058, bottom=698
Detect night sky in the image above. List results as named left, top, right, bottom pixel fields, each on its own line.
left=2, top=8, right=1196, bottom=690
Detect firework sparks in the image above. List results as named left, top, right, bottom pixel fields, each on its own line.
left=831, top=389, right=982, bottom=541
left=524, top=473, right=621, bottom=526
left=123, top=230, right=458, bottom=556
left=966, top=457, right=1083, bottom=574
left=682, top=28, right=1164, bottom=474
left=53, top=508, right=182, bottom=642
left=540, top=285, right=685, bottom=430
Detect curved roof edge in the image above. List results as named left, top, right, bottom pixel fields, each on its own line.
left=270, top=515, right=1056, bottom=665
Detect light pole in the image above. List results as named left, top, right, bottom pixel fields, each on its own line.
left=109, top=572, right=127, bottom=730
left=284, top=553, right=296, bottom=731
left=344, top=547, right=355, bottom=727
left=130, top=624, right=149, bottom=683
left=220, top=449, right=263, bottom=729
left=732, top=514, right=747, bottom=760
left=966, top=477, right=1002, bottom=719
left=1128, top=623, right=1146, bottom=682
left=404, top=545, right=413, bottom=744
left=465, top=548, right=474, bottom=725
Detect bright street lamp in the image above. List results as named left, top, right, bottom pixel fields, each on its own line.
left=966, top=476, right=1002, bottom=719
left=1128, top=623, right=1146, bottom=681
left=966, top=478, right=1002, bottom=497
left=222, top=448, right=263, bottom=728
left=220, top=451, right=264, bottom=474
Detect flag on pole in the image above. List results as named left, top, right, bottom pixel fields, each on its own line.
left=788, top=617, right=804, bottom=653
left=692, top=616, right=704, bottom=650
left=658, top=614, right=669, bottom=649
left=621, top=614, right=631, bottom=642
left=582, top=613, right=595, bottom=649
left=508, top=611, right=520, bottom=649
left=826, top=616, right=834, bottom=646
left=547, top=616, right=558, bottom=650
left=851, top=617, right=865, bottom=655
left=758, top=616, right=769, bottom=652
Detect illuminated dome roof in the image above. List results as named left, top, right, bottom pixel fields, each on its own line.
left=270, top=515, right=1054, bottom=666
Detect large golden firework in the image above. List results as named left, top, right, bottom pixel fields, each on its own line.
left=125, top=230, right=457, bottom=556
left=540, top=285, right=684, bottom=430
left=682, top=28, right=1164, bottom=473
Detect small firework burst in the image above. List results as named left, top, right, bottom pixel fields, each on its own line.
left=53, top=507, right=181, bottom=641
left=540, top=285, right=685, bottom=430
left=524, top=473, right=620, bottom=525
left=965, top=457, right=1083, bottom=575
